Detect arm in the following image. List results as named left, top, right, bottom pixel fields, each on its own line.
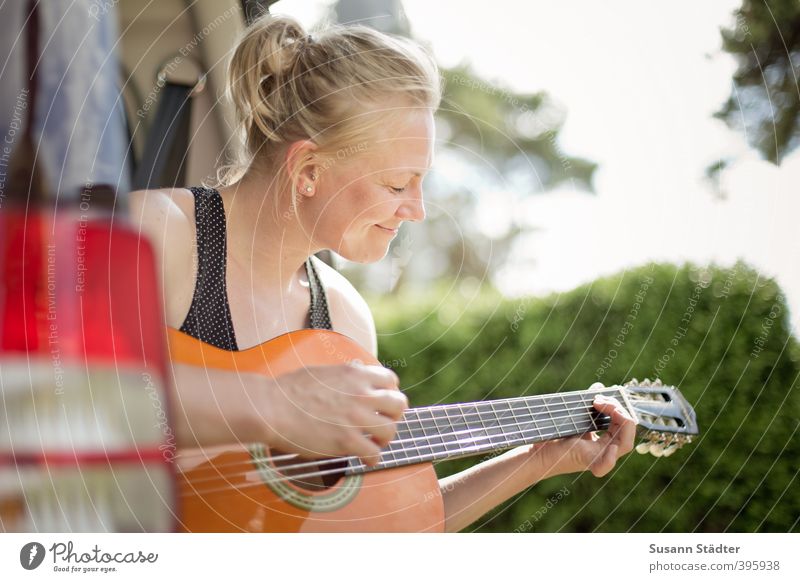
left=168, top=364, right=263, bottom=447
left=439, top=445, right=548, bottom=533
left=440, top=394, right=636, bottom=532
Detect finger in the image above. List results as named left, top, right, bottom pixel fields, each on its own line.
left=352, top=410, right=397, bottom=446
left=594, top=443, right=619, bottom=477
left=596, top=413, right=633, bottom=468
left=369, top=389, right=409, bottom=420
left=591, top=395, right=616, bottom=434
left=345, top=431, right=383, bottom=467
left=354, top=364, right=400, bottom=390
left=612, top=410, right=637, bottom=454
left=592, top=395, right=633, bottom=421
left=593, top=399, right=635, bottom=448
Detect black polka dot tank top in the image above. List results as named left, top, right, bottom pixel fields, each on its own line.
left=178, top=186, right=333, bottom=351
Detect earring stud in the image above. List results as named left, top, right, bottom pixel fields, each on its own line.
left=305, top=184, right=313, bottom=193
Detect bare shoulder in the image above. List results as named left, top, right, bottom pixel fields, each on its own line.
left=312, top=258, right=378, bottom=358
left=127, top=188, right=197, bottom=327
left=128, top=187, right=195, bottom=235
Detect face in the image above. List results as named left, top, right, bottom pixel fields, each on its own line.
left=298, top=109, right=435, bottom=263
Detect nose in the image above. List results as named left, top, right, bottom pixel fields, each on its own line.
left=396, top=189, right=425, bottom=223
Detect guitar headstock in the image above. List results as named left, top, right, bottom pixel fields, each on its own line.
left=618, top=378, right=699, bottom=457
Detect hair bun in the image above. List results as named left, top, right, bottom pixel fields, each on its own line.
left=227, top=15, right=309, bottom=143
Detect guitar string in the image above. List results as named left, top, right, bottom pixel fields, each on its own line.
left=180, top=390, right=624, bottom=466
left=182, top=417, right=606, bottom=496
left=180, top=400, right=621, bottom=493
left=178, top=388, right=627, bottom=472
left=179, top=408, right=605, bottom=490
left=178, top=390, right=624, bottom=477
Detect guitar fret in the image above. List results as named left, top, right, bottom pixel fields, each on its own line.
left=528, top=397, right=550, bottom=440
left=542, top=396, right=562, bottom=437
left=441, top=405, right=461, bottom=456
left=460, top=403, right=483, bottom=451
left=430, top=408, right=454, bottom=458
left=502, top=401, right=518, bottom=444
left=494, top=400, right=516, bottom=447
left=382, top=419, right=409, bottom=469
left=486, top=400, right=508, bottom=449
left=506, top=399, right=526, bottom=441
left=417, top=408, right=438, bottom=461
left=561, top=393, right=581, bottom=436
left=398, top=411, right=418, bottom=464
left=475, top=403, right=489, bottom=448
left=509, top=399, right=537, bottom=440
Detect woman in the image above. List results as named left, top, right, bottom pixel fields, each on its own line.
left=130, top=14, right=635, bottom=532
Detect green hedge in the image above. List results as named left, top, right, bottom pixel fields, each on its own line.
left=372, top=262, right=800, bottom=532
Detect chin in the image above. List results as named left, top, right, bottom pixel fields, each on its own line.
left=338, top=243, right=391, bottom=264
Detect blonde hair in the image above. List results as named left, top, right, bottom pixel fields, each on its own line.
left=220, top=13, right=441, bottom=201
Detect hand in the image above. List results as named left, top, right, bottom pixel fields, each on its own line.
left=526, top=383, right=636, bottom=480
left=261, top=362, right=408, bottom=467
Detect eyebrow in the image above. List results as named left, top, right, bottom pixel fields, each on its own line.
left=396, top=169, right=431, bottom=178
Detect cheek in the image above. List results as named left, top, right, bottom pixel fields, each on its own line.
left=306, top=185, right=373, bottom=243
left=339, top=184, right=395, bottom=226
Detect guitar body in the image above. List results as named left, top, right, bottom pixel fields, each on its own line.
left=168, top=328, right=445, bottom=532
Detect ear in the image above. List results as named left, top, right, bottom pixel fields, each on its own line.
left=285, top=139, right=319, bottom=198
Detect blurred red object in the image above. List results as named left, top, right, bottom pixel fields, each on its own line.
left=0, top=193, right=176, bottom=532
left=0, top=198, right=166, bottom=374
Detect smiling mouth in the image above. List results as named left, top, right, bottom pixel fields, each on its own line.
left=375, top=225, right=399, bottom=234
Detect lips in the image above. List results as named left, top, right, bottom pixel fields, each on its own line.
left=375, top=224, right=399, bottom=234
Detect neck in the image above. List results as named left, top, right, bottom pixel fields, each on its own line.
left=218, top=171, right=321, bottom=287
left=346, top=387, right=623, bottom=475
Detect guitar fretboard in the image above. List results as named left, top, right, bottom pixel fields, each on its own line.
left=347, top=388, right=620, bottom=475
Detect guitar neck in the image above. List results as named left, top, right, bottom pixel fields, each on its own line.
left=350, top=387, right=623, bottom=475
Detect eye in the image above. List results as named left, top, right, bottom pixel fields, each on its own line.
left=389, top=186, right=407, bottom=193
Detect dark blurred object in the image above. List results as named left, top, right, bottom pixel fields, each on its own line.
left=132, top=56, right=207, bottom=190
left=715, top=0, right=800, bottom=164
left=241, top=0, right=279, bottom=24
left=0, top=0, right=131, bottom=200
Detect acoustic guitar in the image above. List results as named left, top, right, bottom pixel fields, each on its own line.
left=169, top=328, right=698, bottom=532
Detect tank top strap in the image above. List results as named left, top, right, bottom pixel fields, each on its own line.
left=305, top=256, right=333, bottom=330
left=178, top=186, right=239, bottom=351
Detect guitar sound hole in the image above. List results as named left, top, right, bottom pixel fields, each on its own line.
left=270, top=455, right=349, bottom=492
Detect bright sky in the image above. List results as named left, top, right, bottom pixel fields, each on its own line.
left=275, top=0, right=800, bottom=335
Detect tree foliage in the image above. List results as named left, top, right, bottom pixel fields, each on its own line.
left=716, top=0, right=800, bottom=163
left=438, top=65, right=597, bottom=191
left=374, top=262, right=800, bottom=532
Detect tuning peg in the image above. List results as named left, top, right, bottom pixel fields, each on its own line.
left=635, top=441, right=651, bottom=455
left=662, top=444, right=679, bottom=457
left=649, top=443, right=665, bottom=457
